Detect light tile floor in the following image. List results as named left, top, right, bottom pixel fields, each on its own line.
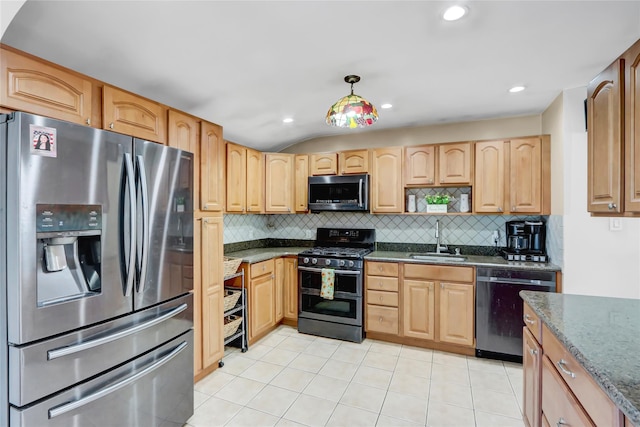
left=187, top=325, right=525, bottom=427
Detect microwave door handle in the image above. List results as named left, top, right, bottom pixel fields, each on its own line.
left=358, top=178, right=363, bottom=208
left=123, top=153, right=136, bottom=297
left=136, top=154, right=150, bottom=293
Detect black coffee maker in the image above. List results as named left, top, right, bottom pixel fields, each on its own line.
left=504, top=220, right=547, bottom=262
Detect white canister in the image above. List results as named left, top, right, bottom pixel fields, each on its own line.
left=459, top=193, right=470, bottom=213
left=407, top=195, right=416, bottom=212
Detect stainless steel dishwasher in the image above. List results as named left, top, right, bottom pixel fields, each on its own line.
left=475, top=267, right=556, bottom=362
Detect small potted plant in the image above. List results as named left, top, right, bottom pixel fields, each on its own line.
left=425, top=193, right=450, bottom=213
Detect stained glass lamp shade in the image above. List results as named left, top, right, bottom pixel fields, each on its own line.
left=326, top=75, right=378, bottom=129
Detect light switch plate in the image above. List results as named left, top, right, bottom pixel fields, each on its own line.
left=609, top=217, right=622, bottom=231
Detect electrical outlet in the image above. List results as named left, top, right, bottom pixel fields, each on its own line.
left=305, top=230, right=313, bottom=239
left=492, top=230, right=500, bottom=244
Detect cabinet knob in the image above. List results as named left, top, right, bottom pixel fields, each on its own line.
left=109, top=122, right=114, bottom=129
left=529, top=348, right=538, bottom=356
left=428, top=178, right=433, bottom=184
left=86, top=118, right=91, bottom=126
left=497, top=207, right=503, bottom=212
left=379, top=296, right=384, bottom=302
left=512, top=206, right=516, bottom=211
left=608, top=203, right=617, bottom=210
left=556, top=418, right=567, bottom=427
left=379, top=317, right=383, bottom=322
left=523, top=314, right=536, bottom=325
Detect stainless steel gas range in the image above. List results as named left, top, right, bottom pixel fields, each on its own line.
left=297, top=228, right=375, bottom=343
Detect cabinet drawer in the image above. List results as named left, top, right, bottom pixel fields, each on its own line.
left=404, top=263, right=474, bottom=283
left=366, top=290, right=398, bottom=307
left=542, top=325, right=623, bottom=427
left=542, top=356, right=595, bottom=427
left=251, top=259, right=275, bottom=278
left=523, top=303, right=542, bottom=342
left=366, top=262, right=398, bottom=277
left=366, top=305, right=398, bottom=334
left=366, top=276, right=399, bottom=292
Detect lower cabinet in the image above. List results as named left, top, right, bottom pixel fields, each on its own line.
left=283, top=257, right=299, bottom=323
left=275, top=258, right=284, bottom=323
left=365, top=262, right=399, bottom=335
left=403, top=279, right=436, bottom=341
left=248, top=259, right=275, bottom=344
left=523, top=326, right=542, bottom=427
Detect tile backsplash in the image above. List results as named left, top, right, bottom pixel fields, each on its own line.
left=224, top=213, right=560, bottom=259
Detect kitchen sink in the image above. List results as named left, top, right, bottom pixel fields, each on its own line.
left=408, top=253, right=467, bottom=262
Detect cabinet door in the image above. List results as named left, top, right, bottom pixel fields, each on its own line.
left=102, top=85, right=167, bottom=144
left=310, top=153, right=338, bottom=175
left=474, top=140, right=505, bottom=213
left=193, top=219, right=203, bottom=376
left=275, top=258, right=284, bottom=323
left=405, top=145, right=436, bottom=185
left=168, top=110, right=200, bottom=213
left=294, top=155, right=309, bottom=213
left=523, top=327, right=542, bottom=427
left=402, top=280, right=435, bottom=340
left=226, top=142, right=246, bottom=212
left=201, top=216, right=224, bottom=369
left=250, top=273, right=275, bottom=341
left=625, top=42, right=640, bottom=212
left=587, top=59, right=624, bottom=213
left=371, top=147, right=403, bottom=213
left=200, top=121, right=225, bottom=212
left=284, top=258, right=299, bottom=320
left=1, top=48, right=93, bottom=126
left=265, top=153, right=294, bottom=213
left=510, top=137, right=542, bottom=213
left=439, top=282, right=474, bottom=347
left=339, top=149, right=369, bottom=174
left=246, top=148, right=264, bottom=213
left=439, top=142, right=472, bottom=185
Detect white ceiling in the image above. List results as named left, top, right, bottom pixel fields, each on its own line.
left=2, top=1, right=640, bottom=152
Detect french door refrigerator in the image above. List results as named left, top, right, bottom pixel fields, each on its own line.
left=0, top=112, right=195, bottom=426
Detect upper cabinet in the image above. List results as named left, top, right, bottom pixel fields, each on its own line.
left=246, top=148, right=264, bottom=213
left=588, top=38, right=640, bottom=215
left=474, top=137, right=550, bottom=214
left=405, top=142, right=472, bottom=186
left=294, top=155, right=309, bottom=213
left=200, top=121, right=225, bottom=212
left=103, top=85, right=167, bottom=144
left=310, top=152, right=338, bottom=175
left=1, top=47, right=93, bottom=126
left=225, top=142, right=264, bottom=213
left=168, top=110, right=200, bottom=212
left=371, top=147, right=403, bottom=213
left=339, top=149, right=369, bottom=174
left=265, top=153, right=294, bottom=213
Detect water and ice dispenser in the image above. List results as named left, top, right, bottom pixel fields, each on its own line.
left=36, top=204, right=102, bottom=306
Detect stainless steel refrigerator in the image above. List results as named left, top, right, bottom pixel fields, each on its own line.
left=0, top=112, right=195, bottom=426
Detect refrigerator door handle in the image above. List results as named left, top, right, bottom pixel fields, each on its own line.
left=136, top=154, right=150, bottom=293
left=123, top=153, right=136, bottom=297
left=47, top=341, right=188, bottom=419
left=46, top=303, right=188, bottom=360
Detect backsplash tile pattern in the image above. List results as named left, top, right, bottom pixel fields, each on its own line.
left=224, top=212, right=549, bottom=249
left=546, top=215, right=563, bottom=268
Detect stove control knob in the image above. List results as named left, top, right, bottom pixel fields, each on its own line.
left=348, top=260, right=355, bottom=267
left=311, top=258, right=318, bottom=265
left=325, top=259, right=331, bottom=266
left=303, top=257, right=310, bottom=264
left=338, top=260, right=346, bottom=267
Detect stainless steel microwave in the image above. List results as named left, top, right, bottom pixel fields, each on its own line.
left=308, top=174, right=369, bottom=212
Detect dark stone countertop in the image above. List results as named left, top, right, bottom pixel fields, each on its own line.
left=224, top=247, right=309, bottom=264
left=520, top=291, right=640, bottom=425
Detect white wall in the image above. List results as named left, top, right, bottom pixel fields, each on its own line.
left=557, top=87, right=640, bottom=298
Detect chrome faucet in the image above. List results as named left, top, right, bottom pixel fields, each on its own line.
left=435, top=219, right=448, bottom=254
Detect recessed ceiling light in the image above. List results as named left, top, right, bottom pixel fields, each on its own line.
left=443, top=5, right=467, bottom=21
left=282, top=117, right=294, bottom=123
left=509, top=86, right=526, bottom=93
left=381, top=103, right=393, bottom=109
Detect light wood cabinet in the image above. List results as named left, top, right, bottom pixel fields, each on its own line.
left=523, top=326, right=542, bottom=427
left=283, top=257, right=299, bottom=322
left=200, top=121, right=225, bottom=212
left=265, top=153, right=294, bottom=213
left=625, top=41, right=640, bottom=212
left=405, top=145, right=436, bottom=185
left=339, top=149, right=369, bottom=174
left=294, top=154, right=309, bottom=213
left=275, top=258, right=284, bottom=323
left=365, top=262, right=399, bottom=335
left=193, top=218, right=203, bottom=377
left=248, top=259, right=276, bottom=343
left=371, top=147, right=404, bottom=213
left=439, top=142, right=472, bottom=185
left=0, top=47, right=93, bottom=126
left=200, top=216, right=224, bottom=372
left=226, top=142, right=247, bottom=212
left=402, top=263, right=475, bottom=348
left=246, top=148, right=264, bottom=213
left=310, top=152, right=338, bottom=175
left=474, top=137, right=550, bottom=214
left=168, top=110, right=200, bottom=213
left=102, top=85, right=167, bottom=144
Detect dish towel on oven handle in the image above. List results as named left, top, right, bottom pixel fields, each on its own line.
left=320, top=268, right=335, bottom=300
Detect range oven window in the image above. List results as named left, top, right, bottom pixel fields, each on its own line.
left=299, top=269, right=360, bottom=295
left=300, top=293, right=360, bottom=321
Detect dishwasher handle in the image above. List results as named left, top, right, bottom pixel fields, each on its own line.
left=477, top=276, right=556, bottom=287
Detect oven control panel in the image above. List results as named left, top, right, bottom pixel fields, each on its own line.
left=298, top=256, right=362, bottom=270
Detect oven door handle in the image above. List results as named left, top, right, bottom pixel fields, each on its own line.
left=298, top=266, right=361, bottom=275
left=301, top=288, right=361, bottom=299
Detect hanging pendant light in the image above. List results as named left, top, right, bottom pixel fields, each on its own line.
left=326, top=75, right=378, bottom=129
